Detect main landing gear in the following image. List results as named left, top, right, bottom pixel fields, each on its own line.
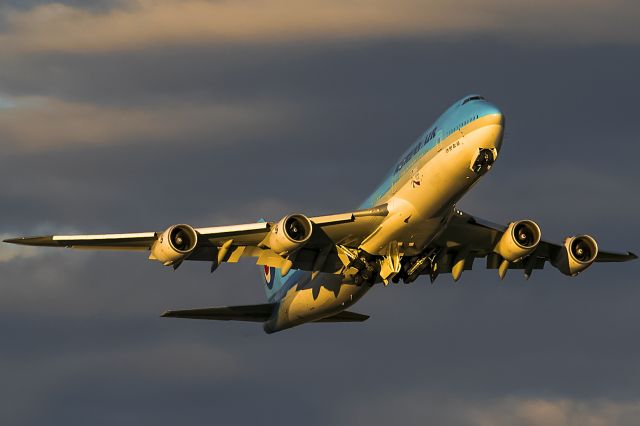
left=349, top=255, right=378, bottom=287
left=472, top=148, right=496, bottom=174
left=348, top=249, right=445, bottom=286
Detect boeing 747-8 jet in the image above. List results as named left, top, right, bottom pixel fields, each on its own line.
left=6, top=95, right=636, bottom=333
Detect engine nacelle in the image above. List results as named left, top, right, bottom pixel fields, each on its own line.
left=493, top=220, right=542, bottom=262
left=268, top=214, right=313, bottom=256
left=552, top=235, right=598, bottom=276
left=150, top=224, right=198, bottom=265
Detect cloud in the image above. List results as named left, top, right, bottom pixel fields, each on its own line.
left=0, top=0, right=637, bottom=55
left=0, top=234, right=42, bottom=262
left=0, top=19, right=638, bottom=426
left=0, top=95, right=293, bottom=150
left=0, top=0, right=480, bottom=53
left=0, top=96, right=16, bottom=109
left=0, top=336, right=243, bottom=425
left=345, top=393, right=640, bottom=426
left=24, top=338, right=243, bottom=383
left=468, top=398, right=640, bottom=426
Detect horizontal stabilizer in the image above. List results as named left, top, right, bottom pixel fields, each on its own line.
left=314, top=310, right=369, bottom=322
left=161, top=303, right=274, bottom=322
left=161, top=304, right=369, bottom=323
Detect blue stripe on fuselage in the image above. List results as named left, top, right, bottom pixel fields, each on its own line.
left=359, top=95, right=501, bottom=209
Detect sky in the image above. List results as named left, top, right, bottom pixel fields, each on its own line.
left=0, top=1, right=639, bottom=425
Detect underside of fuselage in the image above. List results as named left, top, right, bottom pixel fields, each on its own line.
left=263, top=270, right=371, bottom=333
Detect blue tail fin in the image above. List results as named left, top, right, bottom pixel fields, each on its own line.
left=256, top=218, right=297, bottom=301
left=261, top=265, right=295, bottom=302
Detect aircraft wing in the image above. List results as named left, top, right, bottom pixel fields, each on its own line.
left=427, top=210, right=637, bottom=279
left=4, top=206, right=389, bottom=273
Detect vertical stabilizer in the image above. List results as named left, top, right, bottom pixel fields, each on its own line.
left=261, top=265, right=295, bottom=302
left=256, top=218, right=297, bottom=301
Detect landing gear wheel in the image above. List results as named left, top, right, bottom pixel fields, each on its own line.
left=361, top=266, right=375, bottom=281
left=472, top=148, right=495, bottom=174
left=353, top=274, right=364, bottom=286
left=349, top=257, right=366, bottom=270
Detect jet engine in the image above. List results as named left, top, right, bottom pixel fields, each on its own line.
left=150, top=224, right=198, bottom=265
left=268, top=214, right=313, bottom=256
left=493, top=220, right=541, bottom=262
left=552, top=235, right=598, bottom=276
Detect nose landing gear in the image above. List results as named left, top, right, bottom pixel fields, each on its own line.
left=471, top=148, right=496, bottom=174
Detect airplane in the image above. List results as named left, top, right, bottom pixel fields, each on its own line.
left=5, top=95, right=637, bottom=333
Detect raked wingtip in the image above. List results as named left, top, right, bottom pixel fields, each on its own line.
left=2, top=236, right=57, bottom=246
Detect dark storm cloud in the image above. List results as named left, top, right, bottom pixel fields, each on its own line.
left=1, top=19, right=639, bottom=426
left=1, top=0, right=638, bottom=56
left=0, top=40, right=637, bottom=231
left=2, top=0, right=122, bottom=12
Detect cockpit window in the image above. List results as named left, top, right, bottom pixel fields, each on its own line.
left=462, top=95, right=485, bottom=105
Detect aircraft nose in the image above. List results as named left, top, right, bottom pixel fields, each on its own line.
left=479, top=102, right=504, bottom=126
left=470, top=101, right=504, bottom=154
